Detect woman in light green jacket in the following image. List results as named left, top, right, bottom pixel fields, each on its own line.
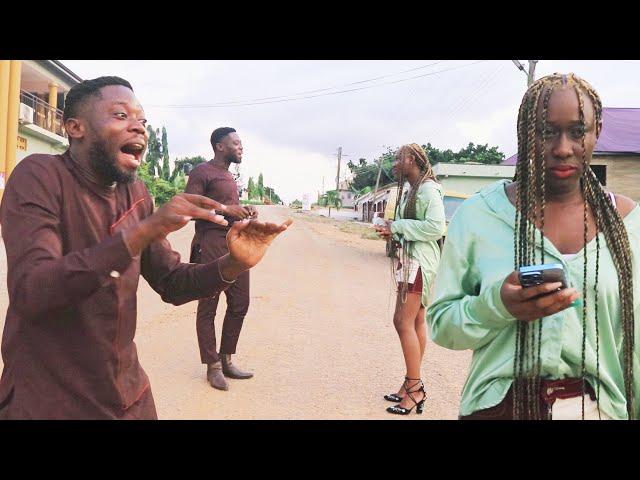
left=427, top=73, right=639, bottom=420
left=375, top=144, right=446, bottom=415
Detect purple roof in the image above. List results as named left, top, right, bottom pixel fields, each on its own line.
left=502, top=107, right=640, bottom=166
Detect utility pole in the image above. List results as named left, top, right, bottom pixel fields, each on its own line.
left=335, top=146, right=342, bottom=193
left=372, top=156, right=384, bottom=221
left=331, top=147, right=349, bottom=218
left=512, top=60, right=539, bottom=87
left=527, top=60, right=538, bottom=86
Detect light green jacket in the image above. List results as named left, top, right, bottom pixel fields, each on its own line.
left=426, top=180, right=640, bottom=419
left=391, top=180, right=446, bottom=306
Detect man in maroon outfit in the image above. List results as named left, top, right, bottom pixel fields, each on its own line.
left=0, top=77, right=291, bottom=419
left=186, top=127, right=258, bottom=391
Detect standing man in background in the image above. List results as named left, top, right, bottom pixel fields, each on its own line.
left=186, top=127, right=258, bottom=391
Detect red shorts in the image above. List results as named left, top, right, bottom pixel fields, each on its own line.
left=400, top=267, right=423, bottom=294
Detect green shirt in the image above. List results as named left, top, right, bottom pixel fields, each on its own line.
left=391, top=180, right=446, bottom=306
left=426, top=180, right=640, bottom=419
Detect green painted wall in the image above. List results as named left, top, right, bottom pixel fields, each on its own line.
left=17, top=129, right=67, bottom=163
left=439, top=176, right=506, bottom=196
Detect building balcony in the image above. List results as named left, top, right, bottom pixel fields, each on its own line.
left=19, top=90, right=66, bottom=138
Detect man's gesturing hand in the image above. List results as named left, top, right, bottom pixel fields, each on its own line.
left=227, top=218, right=293, bottom=270
left=149, top=193, right=228, bottom=238
left=123, top=193, right=228, bottom=257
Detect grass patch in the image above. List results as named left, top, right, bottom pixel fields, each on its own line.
left=338, top=222, right=383, bottom=240
left=293, top=209, right=383, bottom=241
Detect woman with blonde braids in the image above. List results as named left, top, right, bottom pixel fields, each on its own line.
left=375, top=143, right=446, bottom=415
left=427, top=73, right=640, bottom=420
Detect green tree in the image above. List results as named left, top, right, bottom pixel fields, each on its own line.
left=264, top=186, right=281, bottom=204
left=423, top=142, right=504, bottom=165
left=174, top=155, right=206, bottom=176
left=145, top=125, right=162, bottom=177
left=423, top=143, right=455, bottom=164
left=140, top=124, right=190, bottom=207
left=347, top=148, right=396, bottom=192
left=161, top=126, right=171, bottom=180
left=247, top=177, right=256, bottom=200
left=257, top=173, right=265, bottom=200
left=324, top=189, right=341, bottom=217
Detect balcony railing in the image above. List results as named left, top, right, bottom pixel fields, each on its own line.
left=19, top=90, right=66, bottom=138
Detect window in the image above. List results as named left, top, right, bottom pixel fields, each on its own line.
left=591, top=164, right=607, bottom=186
left=443, top=196, right=466, bottom=222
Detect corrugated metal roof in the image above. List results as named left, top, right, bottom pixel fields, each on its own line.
left=502, top=107, right=640, bottom=165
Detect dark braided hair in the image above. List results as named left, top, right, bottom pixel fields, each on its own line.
left=63, top=76, right=133, bottom=144
left=512, top=73, right=635, bottom=420
left=392, top=143, right=438, bottom=302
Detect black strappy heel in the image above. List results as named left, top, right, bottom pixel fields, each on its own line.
left=386, top=377, right=425, bottom=415
left=384, top=376, right=410, bottom=402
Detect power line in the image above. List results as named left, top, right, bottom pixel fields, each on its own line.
left=149, top=61, right=445, bottom=108
left=146, top=61, right=486, bottom=109
left=210, top=61, right=448, bottom=106
left=429, top=63, right=506, bottom=141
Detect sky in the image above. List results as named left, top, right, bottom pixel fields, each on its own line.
left=60, top=60, right=640, bottom=203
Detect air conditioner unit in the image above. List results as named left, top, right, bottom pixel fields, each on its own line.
left=18, top=103, right=34, bottom=124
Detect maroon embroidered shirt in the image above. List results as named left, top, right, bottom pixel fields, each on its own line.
left=0, top=151, right=232, bottom=419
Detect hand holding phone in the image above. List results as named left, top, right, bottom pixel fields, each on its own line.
left=518, top=264, right=568, bottom=289
left=500, top=264, right=580, bottom=321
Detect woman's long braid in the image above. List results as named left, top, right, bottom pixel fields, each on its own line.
left=585, top=169, right=635, bottom=418
left=534, top=86, right=552, bottom=419
left=513, top=79, right=546, bottom=419
left=513, top=72, right=636, bottom=420
left=514, top=86, right=529, bottom=418
left=514, top=88, right=530, bottom=418
left=513, top=94, right=528, bottom=418
left=392, top=157, right=408, bottom=301
left=576, top=85, right=589, bottom=419
left=594, top=202, right=602, bottom=419
left=577, top=79, right=634, bottom=419
left=584, top=170, right=635, bottom=418
left=528, top=82, right=545, bottom=419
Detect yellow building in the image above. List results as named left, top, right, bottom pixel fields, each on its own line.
left=0, top=60, right=82, bottom=196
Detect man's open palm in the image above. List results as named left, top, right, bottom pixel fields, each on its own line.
left=227, top=218, right=293, bottom=269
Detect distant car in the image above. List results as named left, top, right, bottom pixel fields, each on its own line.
left=384, top=190, right=471, bottom=257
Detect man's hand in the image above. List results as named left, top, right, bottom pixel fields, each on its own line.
left=245, top=205, right=259, bottom=219
left=123, top=193, right=228, bottom=256
left=218, top=218, right=292, bottom=280
left=224, top=205, right=252, bottom=220
left=500, top=270, right=580, bottom=321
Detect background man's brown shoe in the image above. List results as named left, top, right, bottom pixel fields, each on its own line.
left=221, top=354, right=254, bottom=379
left=207, top=362, right=229, bottom=390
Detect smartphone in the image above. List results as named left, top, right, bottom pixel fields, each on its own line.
left=518, top=263, right=568, bottom=289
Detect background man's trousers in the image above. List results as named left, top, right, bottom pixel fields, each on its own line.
left=190, top=229, right=250, bottom=365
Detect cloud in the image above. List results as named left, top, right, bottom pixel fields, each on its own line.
left=60, top=59, right=640, bottom=202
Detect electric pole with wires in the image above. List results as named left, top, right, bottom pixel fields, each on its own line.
left=512, top=60, right=538, bottom=87
left=330, top=147, right=349, bottom=218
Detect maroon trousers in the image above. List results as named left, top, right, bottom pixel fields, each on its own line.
left=191, top=229, right=250, bottom=365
